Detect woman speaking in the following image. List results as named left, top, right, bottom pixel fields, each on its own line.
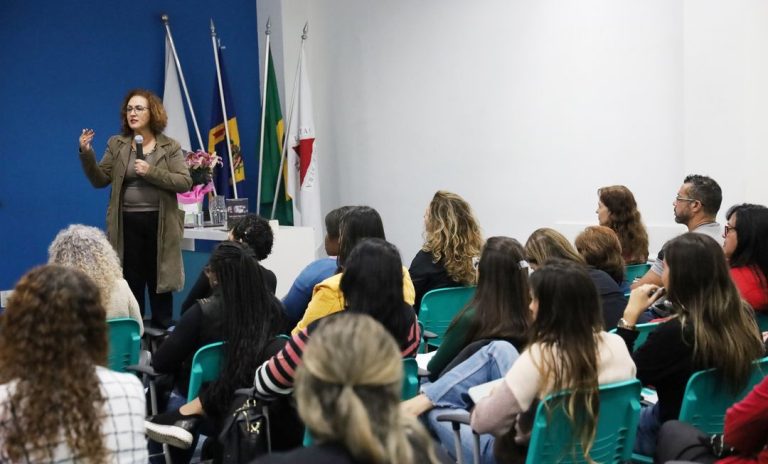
left=78, top=89, right=192, bottom=328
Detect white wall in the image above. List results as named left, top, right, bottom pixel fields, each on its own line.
left=257, top=0, right=768, bottom=262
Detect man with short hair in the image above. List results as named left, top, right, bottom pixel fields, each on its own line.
left=632, top=174, right=723, bottom=288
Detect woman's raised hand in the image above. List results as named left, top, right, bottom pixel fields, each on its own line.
left=79, top=128, right=95, bottom=152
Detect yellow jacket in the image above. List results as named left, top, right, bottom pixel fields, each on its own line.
left=291, top=266, right=416, bottom=335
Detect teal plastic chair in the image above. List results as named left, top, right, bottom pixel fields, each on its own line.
left=420, top=286, right=476, bottom=350
left=632, top=356, right=768, bottom=463
left=106, top=318, right=141, bottom=373
left=526, top=379, right=642, bottom=463
left=609, top=321, right=660, bottom=352
left=187, top=341, right=225, bottom=401
left=402, top=358, right=420, bottom=400
left=678, top=356, right=768, bottom=434
left=625, top=263, right=651, bottom=284
left=437, top=379, right=642, bottom=464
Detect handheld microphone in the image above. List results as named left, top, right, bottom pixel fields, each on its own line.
left=134, top=135, right=144, bottom=160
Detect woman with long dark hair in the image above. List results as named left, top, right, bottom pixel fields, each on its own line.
left=409, top=191, right=484, bottom=312
left=255, top=314, right=441, bottom=464
left=0, top=266, right=146, bottom=462
left=469, top=260, right=636, bottom=463
left=145, top=241, right=293, bottom=454
left=291, top=206, right=415, bottom=334
left=723, top=204, right=768, bottom=312
left=618, top=233, right=765, bottom=455
left=403, top=260, right=635, bottom=463
left=426, top=236, right=530, bottom=381
left=253, top=238, right=421, bottom=400
left=596, top=185, right=649, bottom=264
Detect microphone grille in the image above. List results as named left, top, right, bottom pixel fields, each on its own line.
left=134, top=135, right=144, bottom=144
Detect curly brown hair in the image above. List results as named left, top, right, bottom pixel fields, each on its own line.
left=423, top=191, right=483, bottom=285
left=598, top=185, right=649, bottom=264
left=120, top=88, right=168, bottom=136
left=0, top=265, right=108, bottom=463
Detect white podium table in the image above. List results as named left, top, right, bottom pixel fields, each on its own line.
left=178, top=222, right=316, bottom=318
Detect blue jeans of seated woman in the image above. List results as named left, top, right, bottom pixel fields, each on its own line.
left=634, top=402, right=661, bottom=456
left=421, top=341, right=520, bottom=464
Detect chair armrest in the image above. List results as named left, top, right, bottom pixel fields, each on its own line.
left=143, top=326, right=168, bottom=339
left=423, top=330, right=438, bottom=340
left=125, top=364, right=160, bottom=377
left=435, top=409, right=472, bottom=426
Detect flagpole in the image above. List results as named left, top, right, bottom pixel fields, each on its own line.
left=271, top=22, right=307, bottom=220
left=256, top=18, right=272, bottom=215
left=210, top=19, right=239, bottom=199
left=161, top=14, right=204, bottom=151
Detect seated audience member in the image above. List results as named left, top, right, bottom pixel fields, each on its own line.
left=254, top=313, right=446, bottom=464
left=292, top=207, right=415, bottom=334
left=525, top=227, right=626, bottom=330
left=723, top=204, right=768, bottom=312
left=0, top=266, right=146, bottom=462
left=597, top=185, right=650, bottom=264
left=282, top=206, right=353, bottom=324
left=426, top=236, right=530, bottom=382
left=655, top=375, right=768, bottom=464
left=48, top=224, right=143, bottom=333
left=254, top=238, right=421, bottom=400
left=617, top=233, right=764, bottom=456
left=409, top=191, right=483, bottom=313
left=633, top=174, right=723, bottom=289
left=403, top=260, right=635, bottom=463
left=180, top=214, right=277, bottom=314
left=145, top=242, right=296, bottom=456
left=576, top=225, right=630, bottom=295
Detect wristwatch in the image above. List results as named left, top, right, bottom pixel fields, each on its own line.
left=617, top=318, right=637, bottom=331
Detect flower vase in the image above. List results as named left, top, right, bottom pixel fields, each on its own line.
left=180, top=200, right=204, bottom=227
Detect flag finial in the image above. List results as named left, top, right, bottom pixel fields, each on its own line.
left=266, top=17, right=271, bottom=35
left=302, top=22, right=309, bottom=40
left=161, top=14, right=169, bottom=24
left=210, top=18, right=216, bottom=36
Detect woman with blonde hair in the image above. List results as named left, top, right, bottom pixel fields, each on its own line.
left=0, top=265, right=146, bottom=463
left=255, top=313, right=443, bottom=464
left=48, top=224, right=143, bottom=333
left=596, top=185, right=649, bottom=264
left=410, top=191, right=483, bottom=312
left=525, top=228, right=627, bottom=329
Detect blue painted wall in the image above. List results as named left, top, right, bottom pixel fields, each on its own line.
left=0, top=0, right=262, bottom=289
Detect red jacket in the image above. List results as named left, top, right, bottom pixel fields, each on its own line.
left=719, top=376, right=768, bottom=464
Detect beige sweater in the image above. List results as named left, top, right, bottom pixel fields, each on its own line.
left=106, top=279, right=144, bottom=335
left=471, top=332, right=635, bottom=438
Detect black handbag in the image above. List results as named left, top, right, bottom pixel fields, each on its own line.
left=218, top=391, right=271, bottom=464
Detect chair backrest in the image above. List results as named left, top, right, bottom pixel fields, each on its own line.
left=402, top=358, right=419, bottom=400
left=624, top=263, right=651, bottom=284
left=678, top=356, right=768, bottom=435
left=106, top=318, right=141, bottom=373
left=420, top=286, right=476, bottom=348
left=526, top=379, right=641, bottom=464
left=632, top=322, right=660, bottom=351
left=187, top=341, right=226, bottom=401
left=607, top=322, right=660, bottom=352
left=755, top=312, right=768, bottom=332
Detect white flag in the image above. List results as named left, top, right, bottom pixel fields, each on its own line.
left=162, top=37, right=191, bottom=152
left=286, top=44, right=323, bottom=252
